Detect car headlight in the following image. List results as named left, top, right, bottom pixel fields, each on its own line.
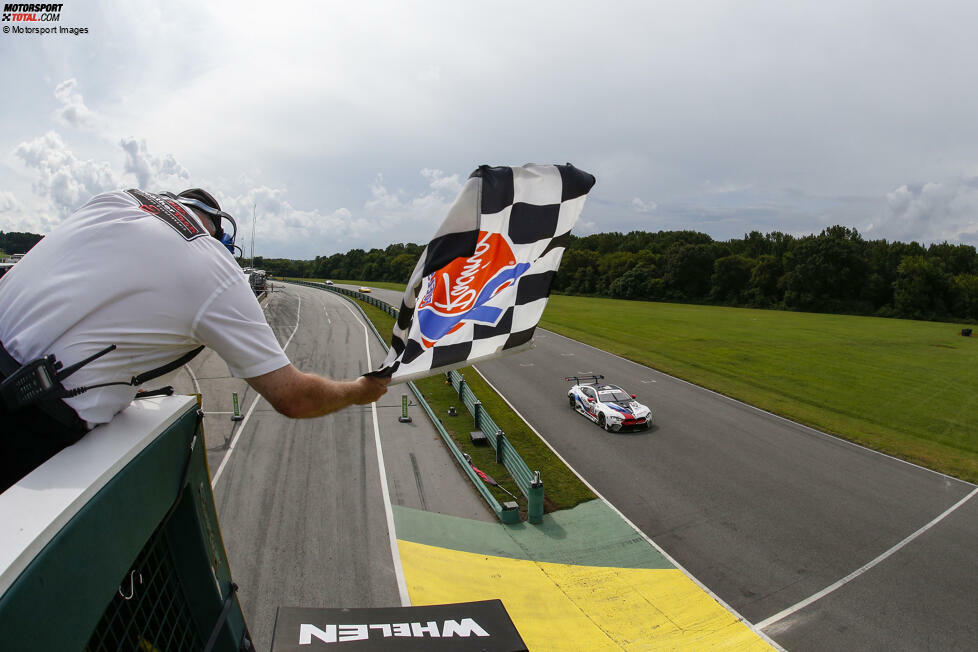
left=606, top=413, right=622, bottom=422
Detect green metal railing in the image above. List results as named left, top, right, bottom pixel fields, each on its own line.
left=447, top=369, right=544, bottom=524
left=283, top=280, right=545, bottom=524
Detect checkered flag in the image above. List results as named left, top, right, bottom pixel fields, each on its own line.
left=368, top=163, right=595, bottom=384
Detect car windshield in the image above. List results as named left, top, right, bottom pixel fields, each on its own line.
left=599, top=390, right=632, bottom=402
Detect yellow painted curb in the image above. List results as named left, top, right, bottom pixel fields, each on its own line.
left=399, top=539, right=771, bottom=651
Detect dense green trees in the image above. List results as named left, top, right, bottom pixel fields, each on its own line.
left=287, top=225, right=976, bottom=322
left=550, top=226, right=976, bottom=322
left=9, top=224, right=976, bottom=322
left=253, top=242, right=427, bottom=282
left=0, top=231, right=43, bottom=255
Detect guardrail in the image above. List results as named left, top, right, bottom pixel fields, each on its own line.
left=447, top=369, right=544, bottom=524
left=283, top=280, right=545, bottom=524
left=0, top=396, right=251, bottom=651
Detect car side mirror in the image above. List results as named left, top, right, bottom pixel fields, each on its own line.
left=587, top=398, right=595, bottom=403
left=630, top=394, right=636, bottom=399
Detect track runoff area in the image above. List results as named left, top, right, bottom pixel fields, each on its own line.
left=177, top=282, right=774, bottom=650
left=366, top=285, right=978, bottom=651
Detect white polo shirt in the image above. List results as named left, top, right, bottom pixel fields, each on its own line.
left=0, top=190, right=290, bottom=426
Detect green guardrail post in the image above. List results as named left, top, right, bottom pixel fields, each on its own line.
left=473, top=400, right=482, bottom=429
left=226, top=392, right=244, bottom=448
left=458, top=374, right=466, bottom=400
left=231, top=393, right=242, bottom=422
left=495, top=429, right=504, bottom=465
left=398, top=394, right=412, bottom=423
left=500, top=502, right=520, bottom=524
left=528, top=470, right=544, bottom=524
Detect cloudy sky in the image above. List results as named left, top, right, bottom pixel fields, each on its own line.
left=2, top=0, right=978, bottom=258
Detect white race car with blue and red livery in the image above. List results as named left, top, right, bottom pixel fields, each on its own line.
left=566, top=375, right=653, bottom=432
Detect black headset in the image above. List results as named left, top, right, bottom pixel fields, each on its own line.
left=160, top=191, right=242, bottom=256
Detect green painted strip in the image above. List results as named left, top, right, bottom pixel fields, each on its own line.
left=393, top=500, right=674, bottom=570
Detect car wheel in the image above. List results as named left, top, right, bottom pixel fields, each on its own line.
left=598, top=414, right=608, bottom=431
left=569, top=395, right=576, bottom=408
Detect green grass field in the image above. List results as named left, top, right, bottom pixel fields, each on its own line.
left=542, top=296, right=978, bottom=482
left=311, top=278, right=978, bottom=484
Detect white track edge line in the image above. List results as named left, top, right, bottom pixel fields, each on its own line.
left=756, top=486, right=978, bottom=629
left=472, top=366, right=786, bottom=651
left=543, top=328, right=977, bottom=489
left=184, top=362, right=201, bottom=395
left=343, top=300, right=411, bottom=606
left=212, top=292, right=302, bottom=488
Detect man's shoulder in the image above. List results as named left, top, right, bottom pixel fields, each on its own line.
left=82, top=189, right=142, bottom=209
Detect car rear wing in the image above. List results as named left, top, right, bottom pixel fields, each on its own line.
left=564, top=374, right=604, bottom=385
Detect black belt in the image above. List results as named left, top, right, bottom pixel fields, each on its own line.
left=0, top=339, right=203, bottom=426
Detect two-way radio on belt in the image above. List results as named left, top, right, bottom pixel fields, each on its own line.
left=0, top=343, right=203, bottom=413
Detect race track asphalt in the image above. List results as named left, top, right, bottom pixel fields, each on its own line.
left=173, top=283, right=494, bottom=651
left=365, top=286, right=978, bottom=651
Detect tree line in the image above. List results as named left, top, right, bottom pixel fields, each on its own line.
left=252, top=242, right=426, bottom=287
left=258, top=226, right=978, bottom=322
left=0, top=231, right=44, bottom=256
left=10, top=226, right=977, bottom=321
left=555, top=226, right=978, bottom=321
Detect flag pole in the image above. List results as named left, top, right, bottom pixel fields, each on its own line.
left=250, top=203, right=256, bottom=268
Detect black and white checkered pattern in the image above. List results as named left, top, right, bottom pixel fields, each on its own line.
left=370, top=163, right=595, bottom=383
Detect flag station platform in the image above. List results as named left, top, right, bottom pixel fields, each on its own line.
left=392, top=499, right=775, bottom=651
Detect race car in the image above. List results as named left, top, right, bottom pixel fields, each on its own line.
left=566, top=375, right=653, bottom=431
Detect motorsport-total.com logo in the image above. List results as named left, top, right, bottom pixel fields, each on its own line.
left=2, top=3, right=63, bottom=21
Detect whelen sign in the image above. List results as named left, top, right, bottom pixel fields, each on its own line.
left=272, top=600, right=527, bottom=651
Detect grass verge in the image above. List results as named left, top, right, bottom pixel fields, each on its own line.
left=542, top=295, right=978, bottom=483
left=299, top=279, right=978, bottom=484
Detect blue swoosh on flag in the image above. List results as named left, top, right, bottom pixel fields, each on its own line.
left=418, top=262, right=531, bottom=341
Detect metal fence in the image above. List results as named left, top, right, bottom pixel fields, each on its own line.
left=283, top=280, right=544, bottom=524
left=447, top=370, right=544, bottom=523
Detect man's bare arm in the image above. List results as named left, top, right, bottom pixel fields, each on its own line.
left=245, top=364, right=389, bottom=418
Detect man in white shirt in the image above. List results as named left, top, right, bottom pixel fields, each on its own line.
left=0, top=188, right=388, bottom=490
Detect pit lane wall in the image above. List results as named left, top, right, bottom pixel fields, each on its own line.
left=0, top=396, right=251, bottom=651
left=284, top=279, right=544, bottom=525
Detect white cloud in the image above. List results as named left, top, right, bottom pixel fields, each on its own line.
left=120, top=137, right=190, bottom=189
left=869, top=180, right=978, bottom=245
left=420, top=168, right=462, bottom=195
left=576, top=218, right=598, bottom=233
left=222, top=186, right=375, bottom=260
left=631, top=197, right=658, bottom=213
left=0, top=190, right=19, bottom=213
left=53, top=79, right=97, bottom=129
left=6, top=1, right=978, bottom=254
left=365, top=169, right=461, bottom=228
left=13, top=131, right=118, bottom=214
left=7, top=122, right=459, bottom=258
left=364, top=174, right=405, bottom=213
